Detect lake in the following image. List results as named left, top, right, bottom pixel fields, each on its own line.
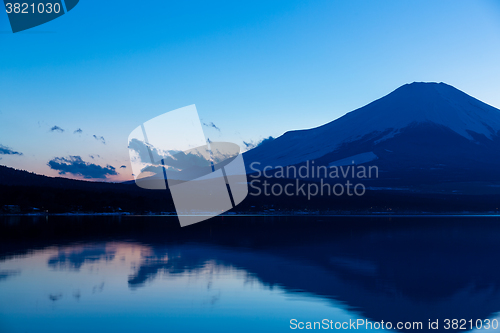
left=1, top=215, right=500, bottom=332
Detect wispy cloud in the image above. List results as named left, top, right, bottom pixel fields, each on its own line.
left=50, top=126, right=64, bottom=133
left=120, top=165, right=127, bottom=169
left=0, top=144, right=23, bottom=156
left=93, top=135, right=106, bottom=145
left=74, top=128, right=83, bottom=134
left=243, top=136, right=275, bottom=150
left=47, top=156, right=117, bottom=179
left=202, top=121, right=220, bottom=132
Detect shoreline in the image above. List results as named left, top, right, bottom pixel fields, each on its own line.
left=2, top=212, right=500, bottom=217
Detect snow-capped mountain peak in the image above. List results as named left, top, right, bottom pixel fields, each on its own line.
left=341, top=82, right=500, bottom=141
left=245, top=82, right=500, bottom=169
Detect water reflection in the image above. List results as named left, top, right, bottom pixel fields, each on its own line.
left=1, top=216, right=500, bottom=332
left=48, top=244, right=116, bottom=270
left=0, top=269, right=20, bottom=281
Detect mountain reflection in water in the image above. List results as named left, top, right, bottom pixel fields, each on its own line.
left=0, top=215, right=500, bottom=332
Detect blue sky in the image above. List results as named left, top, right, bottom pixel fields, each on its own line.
left=1, top=0, right=500, bottom=181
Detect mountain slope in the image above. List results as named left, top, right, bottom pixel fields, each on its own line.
left=245, top=82, right=500, bottom=170
left=244, top=82, right=500, bottom=190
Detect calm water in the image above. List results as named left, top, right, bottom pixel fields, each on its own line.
left=1, top=216, right=500, bottom=332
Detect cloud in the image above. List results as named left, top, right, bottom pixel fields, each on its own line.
left=0, top=270, right=21, bottom=282
left=48, top=245, right=115, bottom=270
left=74, top=128, right=83, bottom=134
left=0, top=144, right=23, bottom=156
left=129, top=139, right=211, bottom=168
left=243, top=136, right=275, bottom=150
left=47, top=156, right=117, bottom=179
left=93, top=135, right=106, bottom=144
left=120, top=165, right=127, bottom=169
left=128, top=138, right=167, bottom=165
left=202, top=121, right=220, bottom=132
left=128, top=138, right=214, bottom=179
left=50, top=126, right=64, bottom=133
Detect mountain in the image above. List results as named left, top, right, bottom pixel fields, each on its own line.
left=244, top=82, right=500, bottom=191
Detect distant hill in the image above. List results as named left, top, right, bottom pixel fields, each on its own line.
left=2, top=163, right=500, bottom=215
left=0, top=165, right=175, bottom=214
left=0, top=165, right=123, bottom=189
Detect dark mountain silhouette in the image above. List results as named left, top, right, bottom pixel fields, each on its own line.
left=0, top=165, right=175, bottom=214
left=2, top=163, right=500, bottom=213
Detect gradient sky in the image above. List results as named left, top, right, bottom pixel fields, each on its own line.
left=1, top=0, right=500, bottom=181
